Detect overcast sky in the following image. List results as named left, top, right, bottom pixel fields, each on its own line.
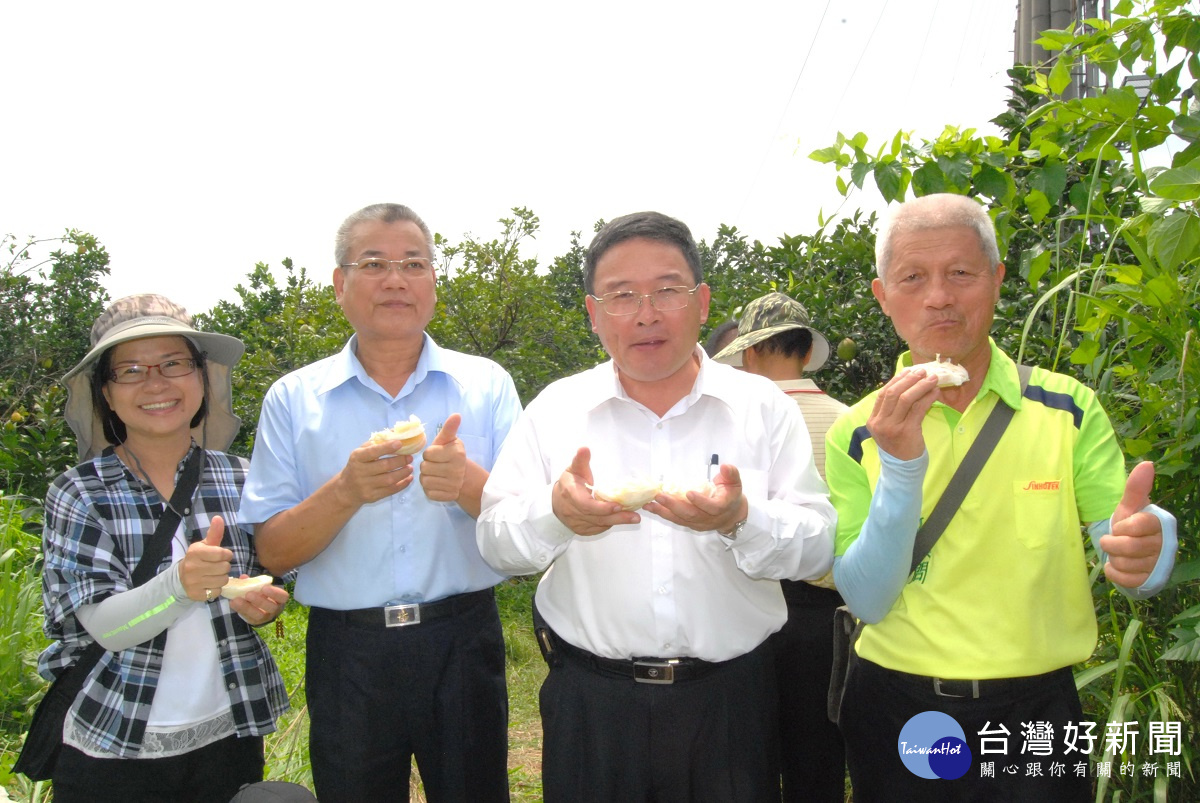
left=3, top=0, right=1018, bottom=314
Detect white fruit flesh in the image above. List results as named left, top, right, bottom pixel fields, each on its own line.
left=370, top=415, right=427, bottom=454
left=587, top=480, right=663, bottom=510
left=220, top=575, right=274, bottom=599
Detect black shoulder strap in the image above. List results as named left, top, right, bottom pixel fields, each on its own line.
left=70, top=446, right=205, bottom=672
left=908, top=364, right=1032, bottom=573
left=131, top=446, right=204, bottom=586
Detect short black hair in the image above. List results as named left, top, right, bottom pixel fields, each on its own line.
left=751, top=327, right=813, bottom=361
left=704, top=321, right=740, bottom=357
left=583, top=211, right=701, bottom=296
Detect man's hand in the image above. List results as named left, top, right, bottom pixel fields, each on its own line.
left=1100, top=461, right=1163, bottom=588
left=420, top=413, right=467, bottom=503
left=179, top=516, right=234, bottom=602
left=867, top=368, right=940, bottom=460
left=332, top=440, right=415, bottom=508
left=644, top=464, right=748, bottom=534
left=552, top=447, right=639, bottom=536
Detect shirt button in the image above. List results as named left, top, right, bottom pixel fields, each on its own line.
left=656, top=423, right=663, bottom=429
left=399, top=545, right=406, bottom=553
left=656, top=586, right=667, bottom=595
left=957, top=426, right=965, bottom=433
left=227, top=682, right=237, bottom=690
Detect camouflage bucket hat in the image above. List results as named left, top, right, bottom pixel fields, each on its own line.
left=62, top=294, right=245, bottom=461
left=713, top=292, right=830, bottom=371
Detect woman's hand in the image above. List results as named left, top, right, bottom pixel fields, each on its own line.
left=179, top=516, right=233, bottom=602
left=230, top=580, right=290, bottom=626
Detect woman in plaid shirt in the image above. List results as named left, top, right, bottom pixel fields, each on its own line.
left=37, top=295, right=290, bottom=803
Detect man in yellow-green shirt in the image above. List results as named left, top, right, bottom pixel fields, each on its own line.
left=826, top=193, right=1177, bottom=803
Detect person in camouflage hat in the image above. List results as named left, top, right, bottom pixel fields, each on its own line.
left=716, top=290, right=849, bottom=803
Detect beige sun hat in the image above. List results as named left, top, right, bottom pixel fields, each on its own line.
left=63, top=294, right=245, bottom=461
left=713, top=292, right=830, bottom=371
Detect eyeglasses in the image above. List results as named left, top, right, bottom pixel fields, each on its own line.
left=590, top=285, right=700, bottom=316
left=339, top=257, right=433, bottom=278
left=108, top=359, right=199, bottom=384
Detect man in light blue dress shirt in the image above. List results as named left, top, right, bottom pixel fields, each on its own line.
left=240, top=203, right=522, bottom=803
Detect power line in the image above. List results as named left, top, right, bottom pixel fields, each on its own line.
left=735, top=0, right=833, bottom=222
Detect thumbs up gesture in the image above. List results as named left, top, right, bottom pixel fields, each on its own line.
left=1099, top=461, right=1164, bottom=588
left=180, top=515, right=234, bottom=602
left=551, top=447, right=640, bottom=536
left=420, top=413, right=467, bottom=503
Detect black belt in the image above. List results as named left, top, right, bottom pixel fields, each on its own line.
left=780, top=579, right=843, bottom=607
left=315, top=588, right=493, bottom=629
left=873, top=660, right=1073, bottom=700
left=551, top=631, right=728, bottom=685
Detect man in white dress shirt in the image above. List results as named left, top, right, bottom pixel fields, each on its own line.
left=477, top=211, right=836, bottom=802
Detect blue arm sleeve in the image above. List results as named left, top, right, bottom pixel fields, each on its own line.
left=833, top=449, right=927, bottom=623
left=1087, top=504, right=1178, bottom=599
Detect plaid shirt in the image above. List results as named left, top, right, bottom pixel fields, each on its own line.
left=38, top=444, right=289, bottom=758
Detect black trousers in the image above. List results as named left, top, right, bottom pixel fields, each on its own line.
left=840, top=657, right=1091, bottom=803
left=306, top=591, right=510, bottom=803
left=537, top=623, right=780, bottom=803
left=52, top=732, right=263, bottom=803
left=769, top=582, right=846, bottom=803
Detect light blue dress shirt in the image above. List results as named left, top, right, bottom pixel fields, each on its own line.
left=240, top=334, right=522, bottom=609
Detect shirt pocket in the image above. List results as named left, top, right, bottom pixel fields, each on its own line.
left=1011, top=478, right=1066, bottom=551
left=458, top=433, right=490, bottom=466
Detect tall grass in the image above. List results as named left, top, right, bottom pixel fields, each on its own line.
left=0, top=495, right=51, bottom=800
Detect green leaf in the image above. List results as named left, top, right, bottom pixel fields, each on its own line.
left=1149, top=164, right=1200, bottom=200
left=935, top=155, right=972, bottom=191
left=1170, top=113, right=1200, bottom=143
left=1074, top=660, right=1116, bottom=690
left=1147, top=212, right=1200, bottom=271
left=1029, top=161, right=1068, bottom=201
left=911, top=162, right=946, bottom=196
left=1069, top=338, right=1100, bottom=364
left=809, top=146, right=844, bottom=165
left=850, top=160, right=871, bottom=190
left=873, top=160, right=907, bottom=203
left=1049, top=55, right=1073, bottom=95
left=1027, top=248, right=1053, bottom=285
left=1160, top=628, right=1200, bottom=662
left=1025, top=189, right=1052, bottom=223
left=1111, top=0, right=1133, bottom=16
left=1124, top=438, right=1153, bottom=457
left=973, top=165, right=1014, bottom=204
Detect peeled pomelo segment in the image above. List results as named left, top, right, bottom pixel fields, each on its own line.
left=369, top=415, right=427, bottom=454
left=220, top=574, right=274, bottom=599
left=586, top=479, right=663, bottom=510
left=906, top=355, right=969, bottom=388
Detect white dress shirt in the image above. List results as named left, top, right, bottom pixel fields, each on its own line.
left=477, top=348, right=835, bottom=662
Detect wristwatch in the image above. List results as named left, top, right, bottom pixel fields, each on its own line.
left=720, top=517, right=748, bottom=539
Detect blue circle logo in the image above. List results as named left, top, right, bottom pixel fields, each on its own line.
left=897, top=711, right=972, bottom=780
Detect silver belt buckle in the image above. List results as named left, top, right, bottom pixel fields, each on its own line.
left=384, top=603, right=421, bottom=627
left=933, top=678, right=980, bottom=698
left=634, top=660, right=677, bottom=685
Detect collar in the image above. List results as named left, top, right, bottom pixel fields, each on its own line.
left=586, top=345, right=740, bottom=414
left=774, top=378, right=823, bottom=394
left=316, top=332, right=466, bottom=398
left=894, top=338, right=1024, bottom=411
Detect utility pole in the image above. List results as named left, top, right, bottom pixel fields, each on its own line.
left=1014, top=0, right=1110, bottom=98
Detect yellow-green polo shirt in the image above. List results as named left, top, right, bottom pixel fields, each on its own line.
left=825, top=340, right=1125, bottom=678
